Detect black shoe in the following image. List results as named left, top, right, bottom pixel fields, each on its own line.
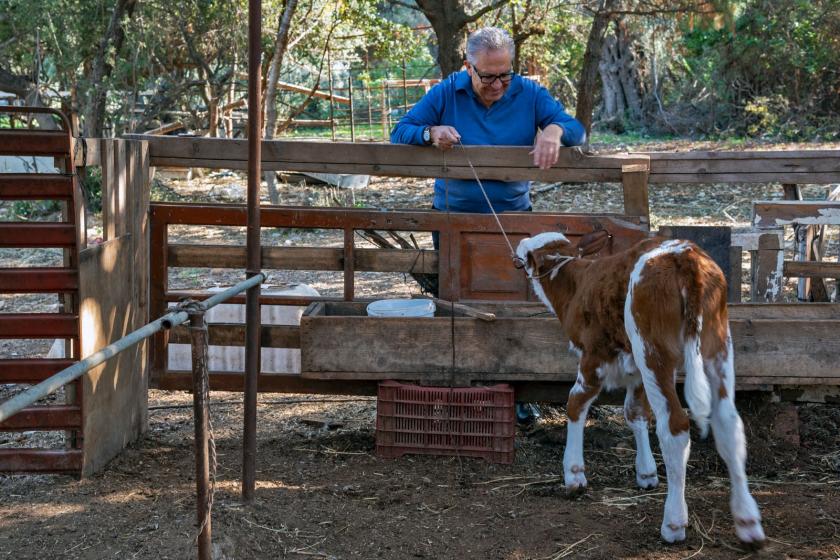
left=515, top=403, right=541, bottom=426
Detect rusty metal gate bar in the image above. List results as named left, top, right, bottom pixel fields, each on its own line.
left=0, top=106, right=85, bottom=473
left=0, top=273, right=265, bottom=560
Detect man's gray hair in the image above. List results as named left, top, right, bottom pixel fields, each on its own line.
left=465, top=27, right=514, bottom=65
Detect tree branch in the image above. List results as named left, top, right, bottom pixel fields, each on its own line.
left=464, top=0, right=511, bottom=25
left=387, top=0, right=422, bottom=12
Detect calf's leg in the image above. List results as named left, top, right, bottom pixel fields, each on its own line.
left=707, top=334, right=766, bottom=547
left=624, top=384, right=658, bottom=489
left=563, top=362, right=601, bottom=493
left=629, top=341, right=690, bottom=542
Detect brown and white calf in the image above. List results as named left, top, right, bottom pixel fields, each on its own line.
left=515, top=232, right=765, bottom=547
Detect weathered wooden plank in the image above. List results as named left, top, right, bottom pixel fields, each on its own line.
left=650, top=157, right=840, bottom=174
left=728, top=303, right=840, bottom=320
left=151, top=202, right=639, bottom=233
left=149, top=157, right=634, bottom=182
left=169, top=324, right=301, bottom=348
left=299, top=302, right=840, bottom=381
left=731, top=229, right=783, bottom=251
left=300, top=316, right=574, bottom=376
left=753, top=201, right=840, bottom=228
left=730, top=319, right=840, bottom=379
left=126, top=134, right=649, bottom=169
left=752, top=233, right=783, bottom=302
left=169, top=244, right=438, bottom=273
left=645, top=150, right=840, bottom=160
left=784, top=261, right=840, bottom=279
left=650, top=173, right=840, bottom=184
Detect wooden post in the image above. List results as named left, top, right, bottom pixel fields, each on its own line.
left=188, top=307, right=212, bottom=560
left=343, top=227, right=355, bottom=301
left=752, top=232, right=783, bottom=302
left=621, top=163, right=650, bottom=228
left=728, top=246, right=742, bottom=303
left=783, top=184, right=812, bottom=300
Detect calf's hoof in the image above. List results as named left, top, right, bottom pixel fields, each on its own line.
left=660, top=522, right=687, bottom=544
left=564, top=464, right=587, bottom=497
left=636, top=471, right=659, bottom=490
left=736, top=518, right=766, bottom=550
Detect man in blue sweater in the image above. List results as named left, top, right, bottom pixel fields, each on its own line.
left=390, top=26, right=586, bottom=215
left=391, top=27, right=586, bottom=425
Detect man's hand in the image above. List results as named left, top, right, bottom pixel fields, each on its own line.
left=530, top=124, right=563, bottom=169
left=430, top=126, right=461, bottom=150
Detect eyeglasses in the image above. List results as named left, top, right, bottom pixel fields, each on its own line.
left=472, top=67, right=515, bottom=85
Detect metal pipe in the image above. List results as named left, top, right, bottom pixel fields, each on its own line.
left=243, top=0, right=263, bottom=503
left=0, top=273, right=265, bottom=425
left=189, top=307, right=212, bottom=560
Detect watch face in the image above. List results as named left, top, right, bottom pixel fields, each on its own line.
left=423, top=128, right=431, bottom=143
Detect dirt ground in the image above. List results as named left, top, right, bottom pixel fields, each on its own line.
left=2, top=140, right=840, bottom=558
left=1, top=394, right=839, bottom=559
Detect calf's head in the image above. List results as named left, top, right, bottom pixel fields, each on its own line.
left=515, top=230, right=611, bottom=279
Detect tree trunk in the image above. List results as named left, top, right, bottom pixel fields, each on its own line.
left=0, top=66, right=57, bottom=129
left=84, top=0, right=138, bottom=138
left=263, top=0, right=299, bottom=206
left=414, top=0, right=469, bottom=77
left=575, top=0, right=617, bottom=139
left=598, top=18, right=644, bottom=126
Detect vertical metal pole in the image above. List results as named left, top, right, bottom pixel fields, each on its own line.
left=348, top=67, right=356, bottom=142
left=189, top=309, right=212, bottom=560
left=402, top=59, right=408, bottom=115
left=243, top=0, right=262, bottom=503
left=365, top=53, right=372, bottom=140
left=380, top=81, right=387, bottom=141
left=327, top=48, right=336, bottom=142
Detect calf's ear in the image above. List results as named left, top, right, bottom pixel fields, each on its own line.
left=577, top=230, right=611, bottom=256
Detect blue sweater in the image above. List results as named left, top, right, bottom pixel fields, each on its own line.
left=390, top=70, right=586, bottom=213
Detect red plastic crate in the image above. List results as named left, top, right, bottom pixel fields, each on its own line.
left=375, top=381, right=515, bottom=464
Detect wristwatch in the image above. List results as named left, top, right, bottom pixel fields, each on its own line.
left=422, top=126, right=432, bottom=145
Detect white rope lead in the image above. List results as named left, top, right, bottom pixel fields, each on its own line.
left=456, top=142, right=519, bottom=262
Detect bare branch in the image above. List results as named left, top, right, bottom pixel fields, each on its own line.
left=464, top=0, right=512, bottom=25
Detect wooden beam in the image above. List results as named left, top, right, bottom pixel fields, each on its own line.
left=753, top=201, right=840, bottom=229
left=169, top=324, right=300, bottom=348
left=168, top=244, right=440, bottom=273
left=125, top=135, right=649, bottom=182
left=784, top=261, right=840, bottom=279
left=143, top=121, right=185, bottom=136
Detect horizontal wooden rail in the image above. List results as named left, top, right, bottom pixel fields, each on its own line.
left=169, top=323, right=301, bottom=348
left=643, top=150, right=840, bottom=184
left=151, top=203, right=638, bottom=232
left=784, top=261, right=840, bottom=279
left=168, top=244, right=439, bottom=274
left=125, top=134, right=648, bottom=182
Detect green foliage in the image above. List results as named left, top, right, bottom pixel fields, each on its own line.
left=81, top=167, right=103, bottom=214
left=11, top=199, right=61, bottom=219
left=678, top=0, right=840, bottom=139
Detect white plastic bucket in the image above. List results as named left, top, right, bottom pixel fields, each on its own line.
left=366, top=298, right=435, bottom=318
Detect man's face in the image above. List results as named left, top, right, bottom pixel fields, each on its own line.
left=465, top=48, right=513, bottom=107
